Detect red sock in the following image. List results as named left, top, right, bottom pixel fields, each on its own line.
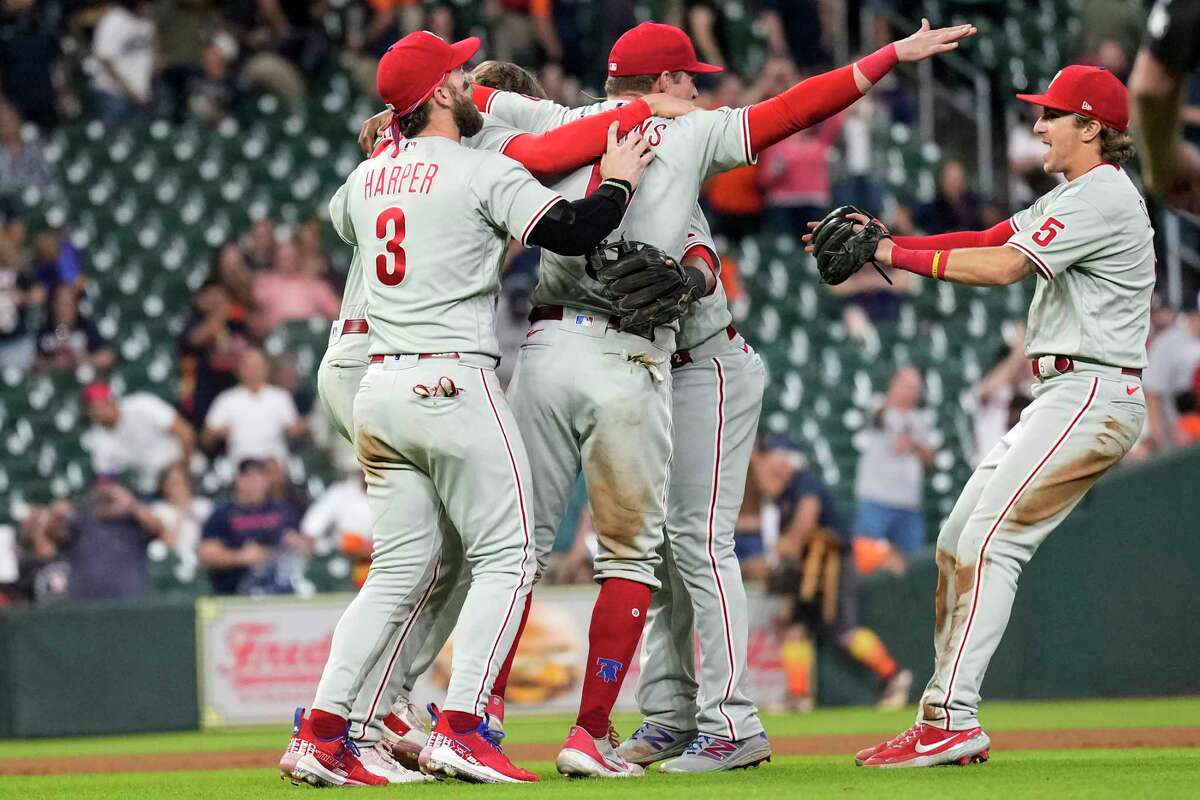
left=490, top=593, right=532, bottom=711
left=309, top=709, right=347, bottom=740
left=443, top=710, right=483, bottom=734
left=576, top=578, right=651, bottom=738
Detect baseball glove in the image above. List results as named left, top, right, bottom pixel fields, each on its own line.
left=810, top=205, right=893, bottom=286
left=586, top=239, right=706, bottom=336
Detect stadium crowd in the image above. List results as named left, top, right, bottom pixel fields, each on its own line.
left=0, top=0, right=1197, bottom=628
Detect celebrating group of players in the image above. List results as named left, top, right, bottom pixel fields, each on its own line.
left=274, top=8, right=1160, bottom=785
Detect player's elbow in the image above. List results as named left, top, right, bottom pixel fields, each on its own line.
left=992, top=249, right=1033, bottom=286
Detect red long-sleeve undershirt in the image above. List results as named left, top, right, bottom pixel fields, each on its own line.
left=683, top=241, right=719, bottom=294
left=744, top=44, right=898, bottom=157
left=892, top=219, right=1016, bottom=250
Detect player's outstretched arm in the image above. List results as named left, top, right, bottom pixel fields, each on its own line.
left=525, top=124, right=654, bottom=256
left=873, top=239, right=1034, bottom=286
left=744, top=19, right=975, bottom=157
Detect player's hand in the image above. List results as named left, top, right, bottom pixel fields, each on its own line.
left=599, top=122, right=655, bottom=189
left=642, top=92, right=695, bottom=119
left=358, top=109, right=392, bottom=155
left=1163, top=141, right=1200, bottom=214
left=893, top=18, right=976, bottom=62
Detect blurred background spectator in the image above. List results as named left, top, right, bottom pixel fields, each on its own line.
left=252, top=239, right=340, bottom=332
left=150, top=462, right=212, bottom=568
left=202, top=347, right=305, bottom=467
left=89, top=0, right=157, bottom=125
left=1143, top=291, right=1200, bottom=453
left=80, top=381, right=194, bottom=495
left=854, top=367, right=938, bottom=555
left=180, top=278, right=259, bottom=428
left=199, top=458, right=307, bottom=596
left=0, top=102, right=54, bottom=199
left=972, top=321, right=1032, bottom=464
left=35, top=284, right=113, bottom=371
left=0, top=232, right=41, bottom=370
left=301, top=470, right=371, bottom=588
left=0, top=0, right=62, bottom=128
left=27, top=476, right=168, bottom=602
left=752, top=435, right=912, bottom=713
left=916, top=159, right=983, bottom=234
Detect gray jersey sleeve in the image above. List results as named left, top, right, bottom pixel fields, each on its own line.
left=472, top=153, right=564, bottom=246
left=462, top=115, right=525, bottom=155
left=329, top=177, right=357, bottom=246
left=682, top=106, right=757, bottom=180
left=1004, top=189, right=1109, bottom=280
left=484, top=90, right=575, bottom=134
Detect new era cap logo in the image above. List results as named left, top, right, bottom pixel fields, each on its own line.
left=609, top=62, right=618, bottom=72
left=1081, top=100, right=1093, bottom=111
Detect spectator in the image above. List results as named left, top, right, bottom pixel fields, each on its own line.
left=31, top=228, right=86, bottom=295
left=90, top=1, right=157, bottom=125
left=972, top=322, right=1032, bottom=464
left=293, top=219, right=331, bottom=279
left=0, top=234, right=42, bottom=370
left=186, top=35, right=240, bottom=122
left=854, top=366, right=937, bottom=555
left=34, top=477, right=169, bottom=602
left=827, top=260, right=913, bottom=348
left=179, top=281, right=257, bottom=427
left=683, top=0, right=728, bottom=72
left=150, top=462, right=212, bottom=565
left=1175, top=365, right=1200, bottom=447
left=1008, top=103, right=1062, bottom=206
left=831, top=94, right=885, bottom=214
left=916, top=159, right=983, bottom=234
left=251, top=240, right=341, bottom=331
left=757, top=0, right=828, bottom=69
left=241, top=217, right=277, bottom=271
left=0, top=0, right=60, bottom=128
left=209, top=243, right=257, bottom=313
left=154, top=0, right=220, bottom=120
left=0, top=102, right=54, bottom=199
left=80, top=381, right=195, bottom=495
left=301, top=471, right=371, bottom=587
left=199, top=458, right=308, bottom=595
left=759, top=114, right=843, bottom=235
left=202, top=347, right=305, bottom=466
left=1143, top=291, right=1200, bottom=452
left=485, top=0, right=563, bottom=70
left=35, top=284, right=114, bottom=371
left=751, top=435, right=912, bottom=712
left=701, top=74, right=762, bottom=241
left=735, top=437, right=792, bottom=581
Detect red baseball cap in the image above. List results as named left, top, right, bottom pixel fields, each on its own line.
left=1015, top=65, right=1129, bottom=132
left=607, top=22, right=722, bottom=78
left=377, top=31, right=480, bottom=117
left=81, top=381, right=113, bottom=404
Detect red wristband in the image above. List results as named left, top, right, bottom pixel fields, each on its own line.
left=890, top=246, right=950, bottom=279
left=857, top=43, right=899, bottom=84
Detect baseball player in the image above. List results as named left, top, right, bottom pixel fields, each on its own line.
left=288, top=61, right=696, bottom=776
left=473, top=19, right=975, bottom=777
left=807, top=66, right=1153, bottom=768
left=287, top=31, right=654, bottom=786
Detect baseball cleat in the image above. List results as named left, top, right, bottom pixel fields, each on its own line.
left=382, top=701, right=430, bottom=770
left=861, top=723, right=991, bottom=768
left=418, top=704, right=538, bottom=784
left=877, top=668, right=914, bottom=711
left=556, top=725, right=645, bottom=778
left=278, top=707, right=313, bottom=782
left=358, top=741, right=433, bottom=783
left=291, top=721, right=389, bottom=787
left=617, top=720, right=696, bottom=766
left=659, top=732, right=772, bottom=773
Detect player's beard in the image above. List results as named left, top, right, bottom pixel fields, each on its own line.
left=453, top=93, right=484, bottom=139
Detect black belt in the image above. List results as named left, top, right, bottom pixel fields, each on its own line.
left=671, top=325, right=739, bottom=369
left=1031, top=356, right=1141, bottom=379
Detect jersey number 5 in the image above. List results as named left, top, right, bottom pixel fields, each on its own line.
left=375, top=208, right=406, bottom=286
left=1031, top=216, right=1065, bottom=247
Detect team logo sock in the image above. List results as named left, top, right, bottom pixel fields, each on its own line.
left=575, top=577, right=651, bottom=738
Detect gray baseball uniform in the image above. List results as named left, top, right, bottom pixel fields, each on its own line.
left=488, top=92, right=755, bottom=596
left=486, top=91, right=764, bottom=739
left=919, top=163, right=1154, bottom=730
left=310, top=135, right=556, bottom=720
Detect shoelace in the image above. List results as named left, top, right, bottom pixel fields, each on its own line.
left=606, top=727, right=622, bottom=749
left=334, top=735, right=362, bottom=761
left=477, top=721, right=506, bottom=752
left=629, top=723, right=653, bottom=742
left=889, top=724, right=923, bottom=748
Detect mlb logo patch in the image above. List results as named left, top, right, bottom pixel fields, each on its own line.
left=574, top=314, right=594, bottom=327
left=609, top=62, right=618, bottom=72
left=402, top=140, right=418, bottom=151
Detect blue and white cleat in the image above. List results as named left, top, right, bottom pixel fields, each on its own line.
left=658, top=732, right=772, bottom=773
left=616, top=721, right=697, bottom=767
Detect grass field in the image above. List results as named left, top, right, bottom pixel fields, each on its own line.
left=2, top=697, right=1198, bottom=799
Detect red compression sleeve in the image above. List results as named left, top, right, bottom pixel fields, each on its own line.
left=893, top=219, right=1015, bottom=250
left=683, top=242, right=719, bottom=296
left=500, top=99, right=652, bottom=177
left=745, top=44, right=897, bottom=156
left=472, top=84, right=497, bottom=113
left=891, top=246, right=951, bottom=279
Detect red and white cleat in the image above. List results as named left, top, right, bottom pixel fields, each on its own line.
left=291, top=721, right=390, bottom=787
left=278, top=707, right=313, bottom=782
left=418, top=704, right=538, bottom=784
left=382, top=701, right=429, bottom=770
left=861, top=723, right=991, bottom=768
left=556, top=725, right=645, bottom=778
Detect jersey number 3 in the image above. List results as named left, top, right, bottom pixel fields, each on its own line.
left=1031, top=216, right=1065, bottom=247
left=375, top=208, right=406, bottom=286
